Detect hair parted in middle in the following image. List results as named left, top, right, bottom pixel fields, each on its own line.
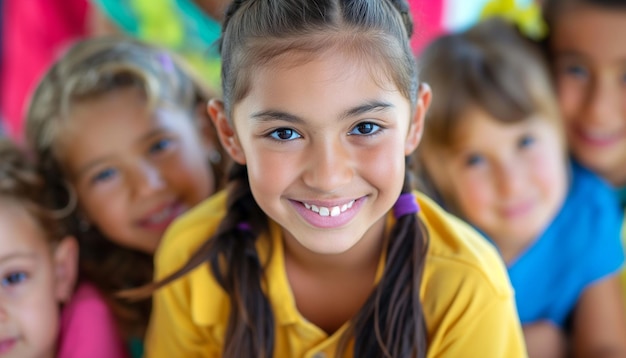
left=148, top=1, right=432, bottom=357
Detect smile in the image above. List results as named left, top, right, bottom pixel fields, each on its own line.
left=303, top=200, right=355, bottom=217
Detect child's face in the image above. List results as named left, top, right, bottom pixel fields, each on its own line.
left=60, top=87, right=216, bottom=254
left=0, top=202, right=75, bottom=358
left=211, top=51, right=426, bottom=256
left=431, top=108, right=567, bottom=254
left=551, top=5, right=626, bottom=186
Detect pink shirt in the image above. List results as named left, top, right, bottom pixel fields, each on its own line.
left=58, top=282, right=129, bottom=358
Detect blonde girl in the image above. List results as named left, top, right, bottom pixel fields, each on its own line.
left=141, top=1, right=527, bottom=357
left=25, top=36, right=227, bottom=355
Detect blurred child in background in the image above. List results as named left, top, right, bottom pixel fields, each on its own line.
left=25, top=36, right=227, bottom=357
left=543, top=0, right=626, bottom=305
left=0, top=138, right=127, bottom=358
left=416, top=18, right=626, bottom=357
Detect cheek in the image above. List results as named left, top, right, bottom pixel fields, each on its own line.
left=531, top=149, right=567, bottom=197
left=78, top=189, right=128, bottom=234
left=21, top=273, right=60, bottom=351
left=453, top=172, right=494, bottom=221
left=166, top=157, right=215, bottom=204
left=556, top=78, right=585, bottom=121
left=247, top=151, right=296, bottom=196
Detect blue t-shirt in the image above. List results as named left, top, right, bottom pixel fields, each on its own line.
left=507, top=161, right=624, bottom=327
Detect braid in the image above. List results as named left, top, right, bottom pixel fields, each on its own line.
left=341, top=164, right=429, bottom=357
left=209, top=164, right=275, bottom=358
left=130, top=163, right=275, bottom=357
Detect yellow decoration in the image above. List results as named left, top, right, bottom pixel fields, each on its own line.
left=480, top=0, right=548, bottom=40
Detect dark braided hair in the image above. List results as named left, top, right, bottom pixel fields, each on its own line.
left=146, top=1, right=430, bottom=357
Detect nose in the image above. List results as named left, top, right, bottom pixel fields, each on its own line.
left=129, top=161, right=166, bottom=197
left=583, top=76, right=620, bottom=126
left=301, top=138, right=353, bottom=192
left=0, top=302, right=7, bottom=322
left=495, top=161, right=525, bottom=199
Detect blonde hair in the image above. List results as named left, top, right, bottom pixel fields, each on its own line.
left=25, top=35, right=225, bottom=340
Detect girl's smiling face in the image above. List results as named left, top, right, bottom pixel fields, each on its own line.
left=60, top=87, right=216, bottom=254
left=211, top=49, right=427, bottom=257
left=0, top=202, right=76, bottom=358
left=424, top=106, right=568, bottom=261
left=551, top=4, right=626, bottom=186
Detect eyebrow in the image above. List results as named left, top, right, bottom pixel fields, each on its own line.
left=75, top=127, right=165, bottom=179
left=0, top=252, right=37, bottom=265
left=556, top=50, right=626, bottom=65
left=250, top=100, right=394, bottom=123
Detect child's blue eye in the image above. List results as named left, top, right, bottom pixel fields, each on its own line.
left=149, top=138, right=173, bottom=154
left=92, top=168, right=117, bottom=184
left=518, top=135, right=535, bottom=149
left=1, top=272, right=27, bottom=287
left=565, top=64, right=588, bottom=79
left=269, top=128, right=301, bottom=141
left=349, top=122, right=381, bottom=136
left=465, top=154, right=484, bottom=167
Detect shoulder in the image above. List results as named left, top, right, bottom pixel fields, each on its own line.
left=417, top=192, right=512, bottom=299
left=59, top=282, right=129, bottom=358
left=155, top=190, right=228, bottom=279
left=560, top=161, right=622, bottom=239
left=62, top=282, right=110, bottom=319
left=416, top=193, right=526, bottom=355
left=569, top=160, right=618, bottom=208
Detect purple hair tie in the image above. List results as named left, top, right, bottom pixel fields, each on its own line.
left=237, top=222, right=252, bottom=232
left=157, top=52, right=175, bottom=73
left=393, top=193, right=419, bottom=218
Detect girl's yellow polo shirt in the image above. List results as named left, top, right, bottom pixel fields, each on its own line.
left=146, top=191, right=527, bottom=357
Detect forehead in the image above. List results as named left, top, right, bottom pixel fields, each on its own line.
left=452, top=107, right=557, bottom=149
left=240, top=49, right=404, bottom=108
left=552, top=6, right=626, bottom=62
left=0, top=201, right=49, bottom=254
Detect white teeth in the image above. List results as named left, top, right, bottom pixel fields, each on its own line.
left=302, top=200, right=355, bottom=217
left=148, top=207, right=172, bottom=224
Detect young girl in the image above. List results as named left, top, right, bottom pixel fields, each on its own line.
left=416, top=18, right=626, bottom=356
left=142, top=1, right=527, bottom=357
left=0, top=138, right=127, bottom=358
left=542, top=0, right=626, bottom=301
left=24, top=36, right=227, bottom=355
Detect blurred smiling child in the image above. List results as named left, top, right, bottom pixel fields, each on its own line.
left=25, top=36, right=227, bottom=355
left=0, top=138, right=127, bottom=358
left=416, top=18, right=626, bottom=357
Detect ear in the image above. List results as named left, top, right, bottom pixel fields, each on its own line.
left=405, top=83, right=432, bottom=156
left=207, top=99, right=246, bottom=164
left=53, top=236, right=79, bottom=303
left=193, top=102, right=222, bottom=160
